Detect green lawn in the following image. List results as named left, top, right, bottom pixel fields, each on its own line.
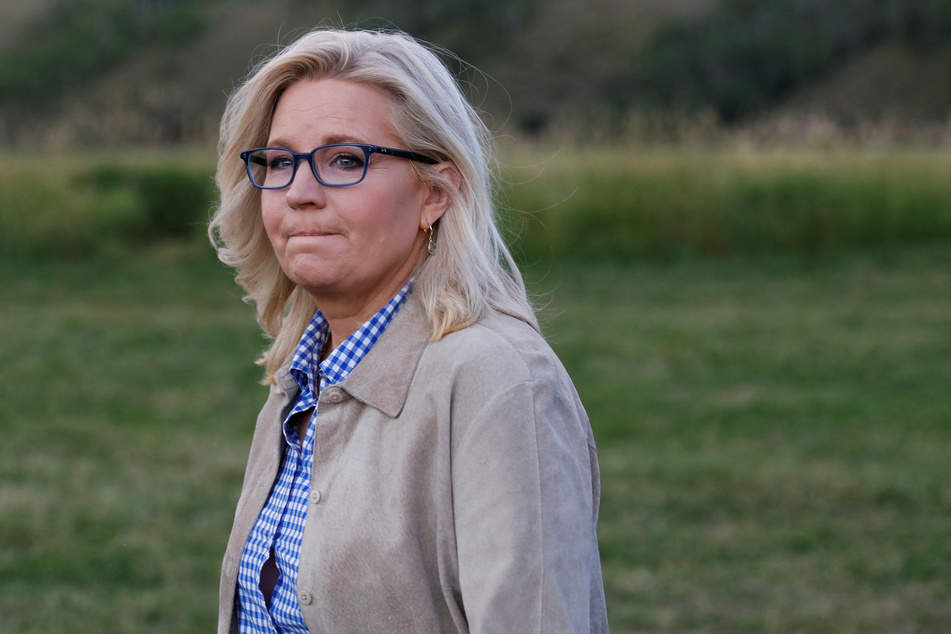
left=1, top=243, right=949, bottom=632
left=529, top=248, right=951, bottom=631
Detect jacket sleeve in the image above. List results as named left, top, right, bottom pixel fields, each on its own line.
left=450, top=373, right=608, bottom=633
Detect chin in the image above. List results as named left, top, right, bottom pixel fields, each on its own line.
left=282, top=259, right=336, bottom=290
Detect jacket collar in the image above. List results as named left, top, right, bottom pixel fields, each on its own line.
left=272, top=292, right=431, bottom=419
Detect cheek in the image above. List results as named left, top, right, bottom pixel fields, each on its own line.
left=260, top=199, right=285, bottom=246
left=369, top=186, right=426, bottom=237
left=370, top=208, right=418, bottom=251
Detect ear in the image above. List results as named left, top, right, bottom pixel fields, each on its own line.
left=419, top=161, right=462, bottom=230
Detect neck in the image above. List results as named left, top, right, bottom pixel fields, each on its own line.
left=315, top=275, right=412, bottom=353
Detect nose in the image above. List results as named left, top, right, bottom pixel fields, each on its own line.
left=284, top=157, right=327, bottom=209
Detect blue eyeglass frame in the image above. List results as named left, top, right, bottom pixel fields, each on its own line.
left=240, top=143, right=439, bottom=190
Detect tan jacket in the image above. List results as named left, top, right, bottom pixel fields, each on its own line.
left=219, top=293, right=608, bottom=633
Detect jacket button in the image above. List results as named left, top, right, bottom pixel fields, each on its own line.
left=299, top=591, right=312, bottom=605
left=310, top=489, right=322, bottom=504
left=327, top=390, right=343, bottom=403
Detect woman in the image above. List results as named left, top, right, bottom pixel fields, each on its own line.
left=209, top=28, right=607, bottom=633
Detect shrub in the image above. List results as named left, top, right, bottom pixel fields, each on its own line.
left=0, top=157, right=215, bottom=258
left=0, top=0, right=208, bottom=117
left=500, top=147, right=951, bottom=261
left=612, top=0, right=951, bottom=122
left=82, top=163, right=215, bottom=241
left=4, top=148, right=951, bottom=262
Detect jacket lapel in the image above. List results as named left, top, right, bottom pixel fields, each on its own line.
left=339, top=292, right=431, bottom=418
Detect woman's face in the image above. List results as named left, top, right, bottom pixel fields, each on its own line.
left=261, top=78, right=439, bottom=312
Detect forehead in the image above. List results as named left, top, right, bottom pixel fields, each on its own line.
left=268, top=78, right=399, bottom=147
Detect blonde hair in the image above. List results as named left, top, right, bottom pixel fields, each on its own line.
left=209, top=28, right=537, bottom=383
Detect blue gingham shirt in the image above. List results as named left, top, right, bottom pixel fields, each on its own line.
left=236, top=283, right=412, bottom=633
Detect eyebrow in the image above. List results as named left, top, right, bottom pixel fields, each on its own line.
left=267, top=134, right=364, bottom=149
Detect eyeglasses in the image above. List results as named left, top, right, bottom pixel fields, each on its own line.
left=240, top=143, right=438, bottom=190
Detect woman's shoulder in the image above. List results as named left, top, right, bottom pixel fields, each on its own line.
left=422, top=307, right=568, bottom=386
left=416, top=307, right=592, bottom=449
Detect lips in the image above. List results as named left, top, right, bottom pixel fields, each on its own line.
left=289, top=230, right=338, bottom=238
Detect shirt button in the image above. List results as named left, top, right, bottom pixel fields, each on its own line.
left=310, top=489, right=322, bottom=504
left=299, top=591, right=312, bottom=605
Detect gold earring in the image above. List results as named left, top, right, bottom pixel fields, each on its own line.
left=426, top=224, right=437, bottom=256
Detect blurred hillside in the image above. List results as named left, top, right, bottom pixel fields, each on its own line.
left=0, top=0, right=950, bottom=148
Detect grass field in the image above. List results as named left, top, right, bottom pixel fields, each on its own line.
left=1, top=236, right=949, bottom=632
left=537, top=247, right=951, bottom=631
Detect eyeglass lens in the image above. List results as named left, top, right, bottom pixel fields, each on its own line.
left=247, top=146, right=369, bottom=188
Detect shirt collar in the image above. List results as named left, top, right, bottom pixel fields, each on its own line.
left=274, top=287, right=434, bottom=419
left=288, top=312, right=329, bottom=401
left=288, top=281, right=413, bottom=397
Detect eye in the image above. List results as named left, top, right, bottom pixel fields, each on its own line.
left=268, top=153, right=295, bottom=170
left=329, top=152, right=365, bottom=171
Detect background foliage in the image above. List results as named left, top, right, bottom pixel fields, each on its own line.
left=0, top=0, right=205, bottom=117
left=4, top=148, right=951, bottom=262
left=617, top=0, right=951, bottom=122
left=1, top=0, right=951, bottom=146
